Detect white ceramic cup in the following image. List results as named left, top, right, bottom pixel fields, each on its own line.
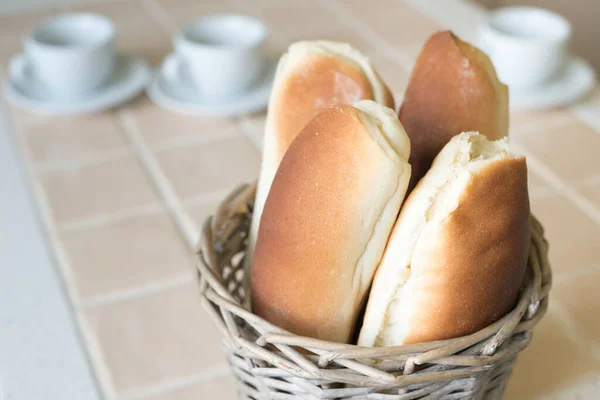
left=478, top=7, right=572, bottom=89
left=174, top=14, right=267, bottom=98
left=24, top=13, right=116, bottom=98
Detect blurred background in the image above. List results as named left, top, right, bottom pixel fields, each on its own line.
left=478, top=0, right=600, bottom=74
left=3, top=0, right=599, bottom=73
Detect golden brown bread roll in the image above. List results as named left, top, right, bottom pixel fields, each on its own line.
left=252, top=100, right=410, bottom=343
left=399, top=31, right=508, bottom=191
left=245, top=41, right=395, bottom=285
left=358, top=132, right=530, bottom=347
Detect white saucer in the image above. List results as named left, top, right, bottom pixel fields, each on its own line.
left=510, top=57, right=596, bottom=110
left=4, top=53, right=151, bottom=115
left=147, top=54, right=276, bottom=116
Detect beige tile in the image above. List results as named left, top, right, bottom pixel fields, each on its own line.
left=85, top=282, right=228, bottom=393
left=397, top=42, right=421, bottom=71
left=40, top=155, right=158, bottom=223
left=530, top=195, right=600, bottom=274
left=6, top=101, right=54, bottom=126
left=148, top=375, right=237, bottom=400
left=21, top=112, right=128, bottom=165
left=154, top=136, right=260, bottom=200
left=186, top=200, right=221, bottom=232
left=553, top=270, right=600, bottom=354
left=239, top=111, right=267, bottom=151
left=577, top=182, right=600, bottom=208
left=575, top=88, right=600, bottom=119
left=340, top=0, right=441, bottom=47
left=366, top=52, right=410, bottom=100
left=62, top=211, right=194, bottom=299
left=260, top=37, right=287, bottom=61
left=127, top=96, right=238, bottom=145
left=157, top=0, right=241, bottom=27
left=265, top=26, right=371, bottom=72
left=0, top=42, right=19, bottom=70
left=504, top=309, right=600, bottom=399
left=513, top=120, right=600, bottom=183
left=509, top=108, right=576, bottom=137
left=117, top=23, right=171, bottom=66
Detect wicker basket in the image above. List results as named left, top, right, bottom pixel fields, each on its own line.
left=196, top=183, right=551, bottom=400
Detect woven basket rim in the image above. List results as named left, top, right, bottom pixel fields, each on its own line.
left=196, top=182, right=552, bottom=390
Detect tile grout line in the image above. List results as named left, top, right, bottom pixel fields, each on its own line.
left=2, top=101, right=118, bottom=400
left=180, top=189, right=232, bottom=208
left=572, top=104, right=600, bottom=139
left=543, top=378, right=600, bottom=400
left=549, top=298, right=600, bottom=365
left=119, top=364, right=231, bottom=400
left=149, top=128, right=240, bottom=154
left=34, top=128, right=243, bottom=173
left=552, top=263, right=600, bottom=285
left=139, top=0, right=178, bottom=35
left=511, top=114, right=578, bottom=138
left=236, top=117, right=263, bottom=153
left=528, top=186, right=559, bottom=200
left=57, top=202, right=165, bottom=233
left=572, top=174, right=600, bottom=188
left=316, top=0, right=415, bottom=73
left=117, top=109, right=199, bottom=249
left=81, top=274, right=195, bottom=309
left=57, top=188, right=235, bottom=234
left=511, top=142, right=600, bottom=226
left=35, top=147, right=132, bottom=173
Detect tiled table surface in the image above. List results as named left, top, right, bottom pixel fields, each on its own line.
left=2, top=0, right=600, bottom=399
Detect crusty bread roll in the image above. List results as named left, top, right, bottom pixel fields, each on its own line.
left=246, top=41, right=395, bottom=282
left=252, top=100, right=410, bottom=343
left=399, top=31, right=508, bottom=191
left=358, top=132, right=529, bottom=347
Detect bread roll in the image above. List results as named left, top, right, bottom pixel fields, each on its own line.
left=399, top=31, right=508, bottom=191
left=246, top=41, right=395, bottom=281
left=252, top=101, right=410, bottom=343
left=358, top=132, right=529, bottom=347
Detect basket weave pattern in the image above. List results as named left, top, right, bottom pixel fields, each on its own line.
left=196, top=183, right=551, bottom=400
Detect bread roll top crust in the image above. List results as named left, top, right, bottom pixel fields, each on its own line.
left=359, top=132, right=529, bottom=347
left=246, top=41, right=395, bottom=292
left=399, top=31, right=508, bottom=191
left=252, top=102, right=410, bottom=343
left=272, top=44, right=376, bottom=159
